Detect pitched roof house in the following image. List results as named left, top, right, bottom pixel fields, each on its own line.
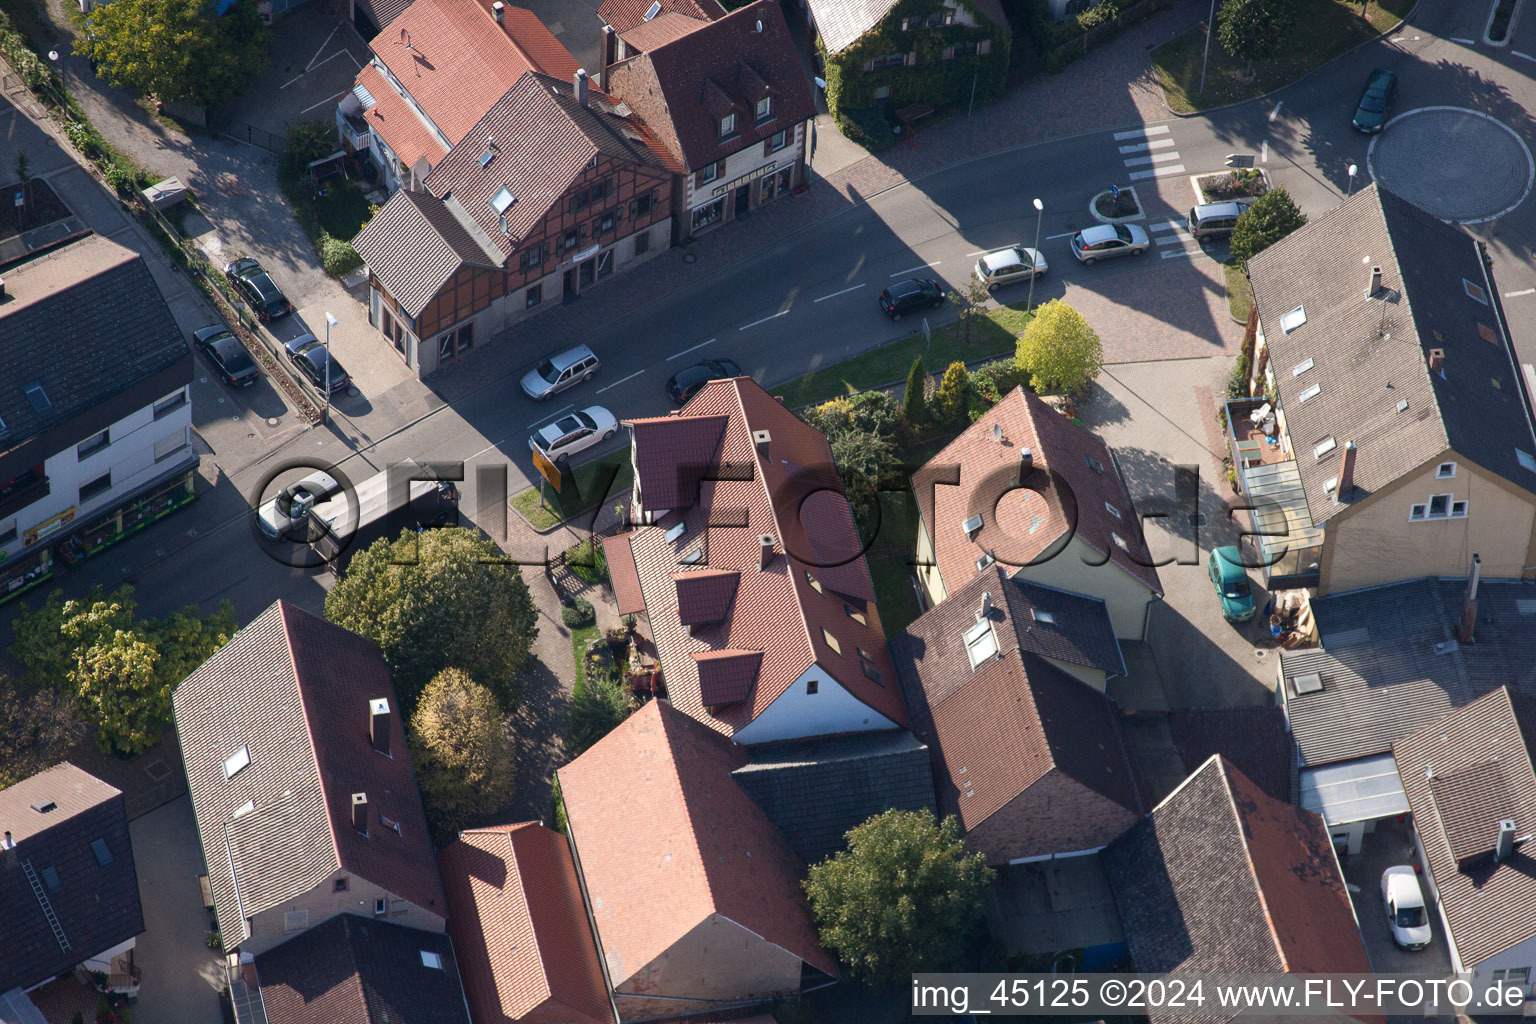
left=601, top=376, right=908, bottom=744
left=0, top=764, right=144, bottom=1003
left=1244, top=183, right=1536, bottom=594
left=1103, top=756, right=1372, bottom=1019
left=1395, top=687, right=1536, bottom=976
left=913, top=387, right=1162, bottom=640
left=893, top=567, right=1144, bottom=865
left=557, top=700, right=835, bottom=1020
left=437, top=823, right=613, bottom=1024
left=351, top=70, right=677, bottom=377
left=173, top=601, right=444, bottom=957
left=601, top=0, right=815, bottom=239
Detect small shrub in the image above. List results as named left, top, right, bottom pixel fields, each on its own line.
left=565, top=537, right=608, bottom=584
left=551, top=776, right=568, bottom=834
left=561, top=597, right=595, bottom=628
left=1226, top=350, right=1251, bottom=400
left=102, top=160, right=137, bottom=196
left=902, top=355, right=927, bottom=424
left=932, top=361, right=971, bottom=422
left=970, top=359, right=1031, bottom=406
left=318, top=233, right=363, bottom=277
left=835, top=106, right=897, bottom=152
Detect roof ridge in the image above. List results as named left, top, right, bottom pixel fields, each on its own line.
left=656, top=703, right=719, bottom=912
left=278, top=602, right=345, bottom=877
left=1218, top=758, right=1290, bottom=971
left=499, top=826, right=560, bottom=1008
left=1374, top=188, right=1453, bottom=457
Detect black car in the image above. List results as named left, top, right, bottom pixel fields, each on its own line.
left=225, top=257, right=293, bottom=322
left=1351, top=67, right=1397, bottom=133
left=192, top=324, right=260, bottom=387
left=879, top=277, right=945, bottom=321
left=665, top=358, right=744, bottom=404
left=285, top=335, right=352, bottom=395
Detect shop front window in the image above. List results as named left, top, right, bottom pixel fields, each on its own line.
left=691, top=198, right=725, bottom=232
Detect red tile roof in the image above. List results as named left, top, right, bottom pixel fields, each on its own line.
left=598, top=0, right=724, bottom=35
left=621, top=377, right=908, bottom=741
left=617, top=11, right=709, bottom=51
left=557, top=700, right=835, bottom=987
left=694, top=649, right=763, bottom=705
left=603, top=0, right=815, bottom=172
left=357, top=63, right=446, bottom=172
left=672, top=568, right=739, bottom=624
left=601, top=533, right=647, bottom=615
left=913, top=387, right=1162, bottom=599
left=438, top=823, right=613, bottom=1024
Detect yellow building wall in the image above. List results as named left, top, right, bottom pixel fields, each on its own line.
left=242, top=868, right=442, bottom=956
left=612, top=914, right=805, bottom=1021
left=1015, top=535, right=1156, bottom=641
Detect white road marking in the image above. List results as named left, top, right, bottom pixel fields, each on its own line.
left=814, top=283, right=866, bottom=302
left=1146, top=221, right=1182, bottom=233
left=1045, top=230, right=1077, bottom=240
left=1505, top=288, right=1536, bottom=297
left=1268, top=101, right=1283, bottom=122
left=1113, top=125, right=1171, bottom=141
left=466, top=436, right=510, bottom=460
left=1261, top=140, right=1268, bottom=163
left=1155, top=234, right=1190, bottom=246
left=1123, top=152, right=1183, bottom=168
left=739, top=310, right=790, bottom=330
left=666, top=337, right=717, bottom=360
left=525, top=403, right=573, bottom=428
left=1128, top=164, right=1186, bottom=181
left=596, top=369, right=645, bottom=393
left=1162, top=249, right=1201, bottom=260
left=889, top=261, right=941, bottom=276
left=1118, top=139, right=1176, bottom=154
left=299, top=91, right=347, bottom=115
left=1515, top=51, right=1536, bottom=62
left=305, top=23, right=342, bottom=71
left=1451, top=36, right=1476, bottom=44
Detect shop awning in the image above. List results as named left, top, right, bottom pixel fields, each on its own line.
left=1300, top=753, right=1409, bottom=826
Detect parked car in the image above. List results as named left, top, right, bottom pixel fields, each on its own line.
left=224, top=257, right=293, bottom=321
left=284, top=333, right=352, bottom=396
left=1352, top=68, right=1397, bottom=133
left=974, top=245, right=1048, bottom=291
left=1187, top=201, right=1250, bottom=241
left=1071, top=223, right=1150, bottom=265
left=1381, top=866, right=1432, bottom=950
left=1208, top=545, right=1257, bottom=622
left=192, top=324, right=259, bottom=387
left=529, top=407, right=618, bottom=465
left=878, top=278, right=945, bottom=321
left=257, top=470, right=340, bottom=539
left=666, top=358, right=743, bottom=404
left=521, top=344, right=600, bottom=400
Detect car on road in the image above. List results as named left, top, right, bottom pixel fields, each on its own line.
left=666, top=358, right=744, bottom=404
left=1352, top=68, right=1397, bottom=133
left=1381, top=866, right=1432, bottom=950
left=224, top=257, right=293, bottom=322
left=521, top=344, right=600, bottom=400
left=529, top=406, right=618, bottom=465
left=284, top=333, right=352, bottom=396
left=879, top=277, right=945, bottom=321
left=192, top=324, right=259, bottom=388
left=974, top=245, right=1048, bottom=291
left=1071, top=223, right=1150, bottom=265
left=1187, top=201, right=1250, bottom=241
left=257, top=470, right=340, bottom=539
left=1208, top=545, right=1257, bottom=622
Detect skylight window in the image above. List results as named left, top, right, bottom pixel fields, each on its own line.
left=1085, top=455, right=1104, bottom=474
left=1519, top=449, right=1536, bottom=474
left=489, top=188, right=515, bottom=215
left=478, top=147, right=496, bottom=169
left=24, top=382, right=51, bottom=414
left=962, top=514, right=983, bottom=536
left=1111, top=532, right=1129, bottom=551
left=1279, top=306, right=1307, bottom=333
left=642, top=0, right=661, bottom=18
left=664, top=521, right=687, bottom=543
left=1477, top=321, right=1497, bottom=344
left=963, top=619, right=998, bottom=669
left=1464, top=279, right=1488, bottom=304
left=223, top=745, right=250, bottom=780
left=421, top=951, right=444, bottom=970
left=680, top=548, right=704, bottom=565
left=90, top=839, right=113, bottom=866
left=975, top=551, right=996, bottom=572
left=1314, top=437, right=1337, bottom=460
left=1396, top=399, right=1409, bottom=413
left=1103, top=501, right=1121, bottom=519
left=1033, top=609, right=1055, bottom=624
left=1298, top=383, right=1321, bottom=403
left=1291, top=358, right=1314, bottom=377
left=41, top=866, right=60, bottom=891
left=233, top=800, right=255, bottom=818
left=821, top=628, right=842, bottom=655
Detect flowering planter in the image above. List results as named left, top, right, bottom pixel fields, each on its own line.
left=1192, top=168, right=1271, bottom=206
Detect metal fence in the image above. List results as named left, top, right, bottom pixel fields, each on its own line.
left=212, top=116, right=285, bottom=155
left=1049, top=0, right=1169, bottom=61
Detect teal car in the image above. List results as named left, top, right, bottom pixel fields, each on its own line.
left=1352, top=68, right=1397, bottom=133
left=1209, top=546, right=1257, bottom=622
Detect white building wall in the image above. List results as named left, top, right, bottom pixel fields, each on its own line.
left=682, top=125, right=803, bottom=232
left=79, top=936, right=138, bottom=974
left=733, top=662, right=898, bottom=745
left=1469, top=933, right=1536, bottom=1006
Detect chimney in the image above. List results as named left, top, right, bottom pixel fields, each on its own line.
left=1496, top=818, right=1516, bottom=862
left=977, top=591, right=992, bottom=620
left=369, top=697, right=391, bottom=756
left=1366, top=265, right=1382, bottom=298
left=752, top=429, right=771, bottom=460
left=0, top=277, right=6, bottom=302
left=0, top=831, right=11, bottom=850
left=1333, top=442, right=1356, bottom=502
left=601, top=25, right=616, bottom=84
left=1428, top=348, right=1445, bottom=373
left=1458, top=553, right=1481, bottom=643
left=491, top=1, right=504, bottom=22
left=759, top=533, right=775, bottom=570
left=574, top=68, right=589, bottom=108
left=351, top=793, right=368, bottom=835
left=1018, top=447, right=1033, bottom=482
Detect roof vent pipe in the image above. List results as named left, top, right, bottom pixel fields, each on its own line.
left=759, top=534, right=775, bottom=570
left=977, top=591, right=992, bottom=620
left=351, top=793, right=368, bottom=835
left=574, top=68, right=589, bottom=107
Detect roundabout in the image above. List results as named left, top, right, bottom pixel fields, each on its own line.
left=1367, top=106, right=1534, bottom=223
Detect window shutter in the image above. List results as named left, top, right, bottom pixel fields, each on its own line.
left=978, top=38, right=991, bottom=54
left=905, top=50, right=917, bottom=66
left=717, top=159, right=726, bottom=177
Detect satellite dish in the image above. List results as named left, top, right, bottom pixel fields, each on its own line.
left=992, top=423, right=1002, bottom=442
left=813, top=76, right=827, bottom=89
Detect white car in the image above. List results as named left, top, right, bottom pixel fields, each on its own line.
left=974, top=245, right=1047, bottom=291
left=256, top=470, right=340, bottom=539
left=1070, top=222, right=1150, bottom=264
left=520, top=344, right=600, bottom=400
left=1381, top=866, right=1432, bottom=950
left=529, top=406, right=618, bottom=465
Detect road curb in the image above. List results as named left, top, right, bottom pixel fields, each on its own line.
left=1152, top=0, right=1425, bottom=119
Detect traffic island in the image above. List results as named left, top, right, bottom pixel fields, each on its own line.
left=1091, top=186, right=1142, bottom=222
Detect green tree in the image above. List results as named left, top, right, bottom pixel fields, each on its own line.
left=75, top=0, right=270, bottom=109
left=568, top=671, right=635, bottom=757
left=324, top=528, right=537, bottom=711
left=282, top=119, right=336, bottom=182
left=804, top=809, right=994, bottom=987
left=800, top=391, right=903, bottom=541
left=902, top=355, right=927, bottom=424
left=0, top=679, right=84, bottom=787
left=1228, top=186, right=1307, bottom=271
left=1015, top=299, right=1103, bottom=395
left=1216, top=0, right=1296, bottom=69
left=932, top=361, right=970, bottom=422
left=409, top=668, right=516, bottom=837
left=949, top=276, right=991, bottom=344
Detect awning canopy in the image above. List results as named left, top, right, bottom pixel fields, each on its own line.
left=1300, top=753, right=1409, bottom=826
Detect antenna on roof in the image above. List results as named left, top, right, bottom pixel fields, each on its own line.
left=398, top=27, right=413, bottom=49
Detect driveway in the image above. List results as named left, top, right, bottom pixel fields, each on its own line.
left=128, top=796, right=225, bottom=1024
left=1339, top=816, right=1455, bottom=979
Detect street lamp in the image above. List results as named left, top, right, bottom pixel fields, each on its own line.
left=1198, top=0, right=1217, bottom=97
left=1027, top=197, right=1044, bottom=311
left=323, top=311, right=339, bottom=424
left=1347, top=163, right=1358, bottom=198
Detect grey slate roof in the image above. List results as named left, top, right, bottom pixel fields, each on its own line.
left=352, top=188, right=501, bottom=318
left=1248, top=184, right=1536, bottom=525
left=0, top=763, right=144, bottom=992
left=1167, top=706, right=1292, bottom=803
left=1279, top=577, right=1536, bottom=768
left=255, top=913, right=469, bottom=1024
left=1395, top=687, right=1536, bottom=966
left=0, top=233, right=187, bottom=446
left=730, top=730, right=936, bottom=864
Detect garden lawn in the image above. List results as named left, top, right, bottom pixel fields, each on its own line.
left=570, top=624, right=601, bottom=695
left=313, top=182, right=373, bottom=241
left=1151, top=0, right=1415, bottom=114
left=774, top=302, right=1032, bottom=409
left=1224, top=261, right=1253, bottom=323
left=511, top=451, right=633, bottom=530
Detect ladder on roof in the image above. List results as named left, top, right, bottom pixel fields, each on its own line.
left=21, top=857, right=71, bottom=953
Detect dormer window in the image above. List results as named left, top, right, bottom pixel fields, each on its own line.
left=719, top=113, right=737, bottom=139
left=755, top=96, right=772, bottom=122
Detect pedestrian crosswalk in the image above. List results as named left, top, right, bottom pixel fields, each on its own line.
left=1147, top=219, right=1202, bottom=259
left=1113, top=125, right=1186, bottom=181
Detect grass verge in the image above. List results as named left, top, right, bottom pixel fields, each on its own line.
left=1223, top=261, right=1253, bottom=324
left=1151, top=0, right=1415, bottom=114
left=774, top=301, right=1032, bottom=409
left=511, top=451, right=633, bottom=531
left=570, top=624, right=601, bottom=695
